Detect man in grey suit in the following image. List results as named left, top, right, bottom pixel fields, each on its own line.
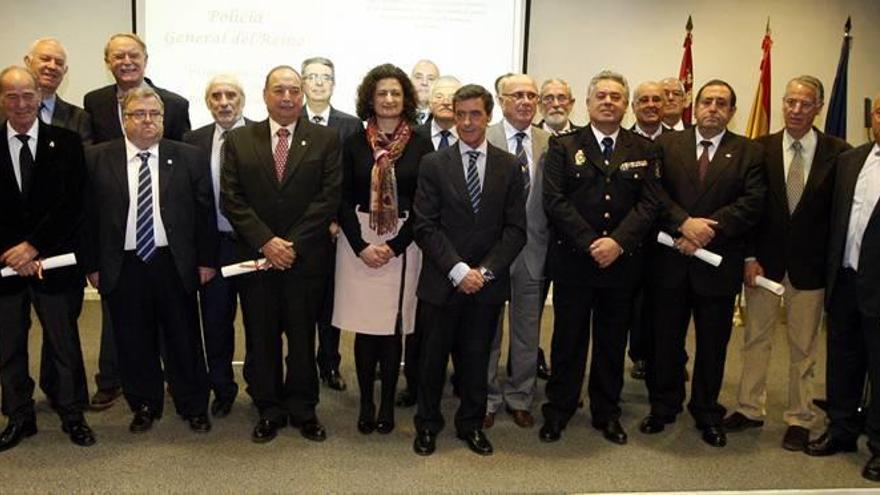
left=484, top=74, right=550, bottom=429
left=22, top=38, right=92, bottom=144
left=300, top=57, right=360, bottom=392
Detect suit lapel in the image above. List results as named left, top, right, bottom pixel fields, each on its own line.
left=764, top=132, right=788, bottom=209
left=579, top=129, right=607, bottom=175
left=251, top=121, right=277, bottom=188
left=0, top=124, right=23, bottom=202
left=677, top=128, right=702, bottom=191
left=51, top=98, right=70, bottom=127
left=480, top=145, right=505, bottom=223
left=158, top=140, right=174, bottom=202
left=797, top=132, right=833, bottom=214
left=109, top=141, right=129, bottom=208
left=608, top=130, right=632, bottom=173
left=702, top=132, right=735, bottom=193
left=281, top=122, right=309, bottom=186
left=448, top=143, right=472, bottom=216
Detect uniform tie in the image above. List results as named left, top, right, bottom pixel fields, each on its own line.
left=312, top=115, right=324, bottom=125
left=601, top=136, right=614, bottom=162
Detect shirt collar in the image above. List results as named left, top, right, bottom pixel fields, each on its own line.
left=125, top=138, right=160, bottom=162
left=431, top=119, right=457, bottom=138
left=695, top=127, right=726, bottom=149
left=269, top=117, right=296, bottom=138
left=41, top=94, right=57, bottom=114
left=634, top=123, right=662, bottom=140
left=782, top=127, right=817, bottom=151
left=590, top=124, right=620, bottom=146
left=459, top=138, right=488, bottom=157
left=6, top=118, right=39, bottom=142
left=503, top=118, right=532, bottom=141
left=214, top=117, right=246, bottom=140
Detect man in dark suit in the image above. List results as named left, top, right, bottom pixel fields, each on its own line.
left=640, top=79, right=766, bottom=447
left=536, top=78, right=580, bottom=136
left=84, top=87, right=217, bottom=434
left=805, top=93, right=880, bottom=483
left=22, top=38, right=92, bottom=143
left=83, top=32, right=192, bottom=411
left=660, top=77, right=692, bottom=131
left=221, top=65, right=341, bottom=444
left=183, top=75, right=253, bottom=419
left=540, top=70, right=662, bottom=445
left=0, top=66, right=94, bottom=451
left=725, top=76, right=851, bottom=452
left=412, top=84, right=526, bottom=456
left=627, top=80, right=673, bottom=381
left=300, top=56, right=360, bottom=393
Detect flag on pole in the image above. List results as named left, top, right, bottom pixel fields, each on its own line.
left=824, top=17, right=852, bottom=139
left=745, top=20, right=773, bottom=139
left=678, top=16, right=695, bottom=125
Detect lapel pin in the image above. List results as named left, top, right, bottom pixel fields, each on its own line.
left=49, top=141, right=55, bottom=148
left=725, top=153, right=732, bottom=158
left=301, top=140, right=307, bottom=146
left=167, top=158, right=173, bottom=165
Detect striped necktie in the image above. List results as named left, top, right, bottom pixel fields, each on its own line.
left=466, top=150, right=482, bottom=213
left=135, top=151, right=156, bottom=262
left=786, top=140, right=805, bottom=213
left=515, top=132, right=530, bottom=198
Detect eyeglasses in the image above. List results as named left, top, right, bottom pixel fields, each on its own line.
left=783, top=98, right=817, bottom=112
left=541, top=94, right=570, bottom=105
left=304, top=74, right=334, bottom=83
left=125, top=110, right=163, bottom=122
left=503, top=91, right=539, bottom=102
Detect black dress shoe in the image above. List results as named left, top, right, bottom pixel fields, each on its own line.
left=210, top=398, right=234, bottom=418
left=630, top=360, right=647, bottom=380
left=395, top=390, right=416, bottom=408
left=537, top=356, right=551, bottom=381
left=0, top=419, right=37, bottom=452
left=186, top=414, right=212, bottom=433
left=297, top=418, right=327, bottom=442
left=722, top=412, right=764, bottom=432
left=782, top=425, right=810, bottom=452
left=863, top=454, right=880, bottom=482
left=89, top=387, right=122, bottom=411
left=413, top=429, right=436, bottom=456
left=376, top=420, right=394, bottom=434
left=129, top=406, right=159, bottom=433
left=699, top=425, right=727, bottom=447
left=593, top=419, right=627, bottom=445
left=539, top=422, right=562, bottom=443
left=639, top=414, right=673, bottom=434
left=321, top=369, right=347, bottom=391
left=62, top=420, right=96, bottom=447
left=252, top=418, right=286, bottom=443
left=457, top=429, right=493, bottom=456
left=357, top=419, right=376, bottom=435
left=805, top=432, right=857, bottom=456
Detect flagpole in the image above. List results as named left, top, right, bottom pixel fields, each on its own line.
left=678, top=16, right=694, bottom=125
left=824, top=16, right=852, bottom=140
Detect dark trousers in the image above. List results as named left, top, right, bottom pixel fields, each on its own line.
left=647, top=284, right=735, bottom=426
left=354, top=333, right=401, bottom=422
left=541, top=283, right=632, bottom=426
left=316, top=242, right=341, bottom=374
left=414, top=299, right=501, bottom=434
left=402, top=302, right=424, bottom=397
left=0, top=286, right=88, bottom=422
left=197, top=234, right=239, bottom=402
left=94, top=299, right=120, bottom=391
left=826, top=268, right=880, bottom=448
left=627, top=285, right=651, bottom=362
left=106, top=250, right=209, bottom=417
left=239, top=269, right=324, bottom=424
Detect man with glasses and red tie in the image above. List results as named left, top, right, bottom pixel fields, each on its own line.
left=84, top=86, right=217, bottom=435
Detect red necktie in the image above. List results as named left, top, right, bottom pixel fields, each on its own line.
left=274, top=128, right=290, bottom=182
left=698, top=140, right=712, bottom=186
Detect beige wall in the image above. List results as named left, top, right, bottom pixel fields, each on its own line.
left=1, top=0, right=878, bottom=144
left=528, top=0, right=880, bottom=144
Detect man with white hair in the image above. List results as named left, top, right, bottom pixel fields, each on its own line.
left=536, top=78, right=579, bottom=135
left=659, top=77, right=690, bottom=131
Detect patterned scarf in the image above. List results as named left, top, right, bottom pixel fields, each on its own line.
left=366, top=118, right=411, bottom=235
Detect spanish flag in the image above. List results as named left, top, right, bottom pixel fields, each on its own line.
left=745, top=20, right=773, bottom=139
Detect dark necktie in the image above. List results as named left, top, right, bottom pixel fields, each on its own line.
left=312, top=115, right=324, bottom=125
left=38, top=102, right=48, bottom=123
left=438, top=130, right=451, bottom=150
left=514, top=132, right=530, bottom=197
left=15, top=134, right=34, bottom=195
left=786, top=140, right=804, bottom=213
left=698, top=140, right=712, bottom=186
left=274, top=128, right=290, bottom=182
left=465, top=150, right=482, bottom=213
left=135, top=151, right=156, bottom=262
left=601, top=137, right=614, bottom=163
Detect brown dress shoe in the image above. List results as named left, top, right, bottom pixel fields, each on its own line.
left=506, top=407, right=535, bottom=428
left=483, top=412, right=496, bottom=429
left=89, top=387, right=122, bottom=411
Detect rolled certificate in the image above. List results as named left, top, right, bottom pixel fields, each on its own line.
left=220, top=258, right=267, bottom=278
left=656, top=231, right=723, bottom=267
left=1, top=253, right=77, bottom=278
left=755, top=276, right=785, bottom=296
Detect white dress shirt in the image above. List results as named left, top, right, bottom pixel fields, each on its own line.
left=590, top=124, right=620, bottom=161
left=212, top=118, right=246, bottom=232
left=6, top=119, right=38, bottom=191
left=503, top=119, right=535, bottom=186
left=124, top=139, right=168, bottom=250
left=430, top=119, right=458, bottom=150
left=782, top=128, right=817, bottom=186
left=695, top=128, right=726, bottom=162
left=633, top=123, right=662, bottom=141
left=40, top=95, right=56, bottom=124
left=308, top=106, right=331, bottom=126
left=843, top=143, right=880, bottom=270
left=269, top=118, right=295, bottom=151
left=448, top=139, right=489, bottom=286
